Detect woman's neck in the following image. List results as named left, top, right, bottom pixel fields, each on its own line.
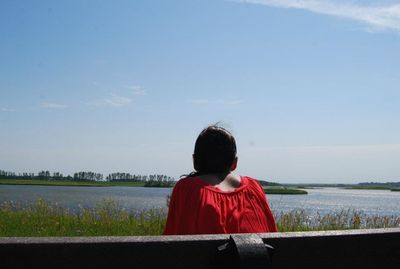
left=197, top=172, right=241, bottom=191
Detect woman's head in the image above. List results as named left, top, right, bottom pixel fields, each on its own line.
left=193, top=125, right=237, bottom=174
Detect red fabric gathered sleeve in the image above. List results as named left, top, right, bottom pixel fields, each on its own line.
left=164, top=182, right=181, bottom=235
left=163, top=179, right=200, bottom=235
left=253, top=180, right=278, bottom=232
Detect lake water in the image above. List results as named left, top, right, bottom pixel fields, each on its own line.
left=1, top=185, right=400, bottom=217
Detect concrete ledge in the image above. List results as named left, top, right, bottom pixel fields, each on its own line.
left=1, top=228, right=400, bottom=269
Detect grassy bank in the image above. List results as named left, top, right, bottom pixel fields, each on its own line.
left=0, top=199, right=165, bottom=236
left=1, top=199, right=399, bottom=236
left=347, top=186, right=393, bottom=190
left=264, top=187, right=308, bottom=195
left=346, top=186, right=400, bottom=192
left=275, top=209, right=400, bottom=232
left=0, top=178, right=174, bottom=188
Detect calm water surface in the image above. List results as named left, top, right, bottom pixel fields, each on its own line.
left=1, top=185, right=400, bottom=216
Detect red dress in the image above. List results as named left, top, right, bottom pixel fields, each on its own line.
left=164, top=176, right=277, bottom=235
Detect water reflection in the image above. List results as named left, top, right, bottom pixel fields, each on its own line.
left=1, top=185, right=399, bottom=217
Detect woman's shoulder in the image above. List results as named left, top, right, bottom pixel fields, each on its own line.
left=240, top=175, right=262, bottom=185
left=240, top=176, right=265, bottom=192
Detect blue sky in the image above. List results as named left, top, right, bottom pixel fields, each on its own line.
left=1, top=0, right=399, bottom=183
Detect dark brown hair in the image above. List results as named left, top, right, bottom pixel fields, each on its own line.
left=191, top=124, right=237, bottom=175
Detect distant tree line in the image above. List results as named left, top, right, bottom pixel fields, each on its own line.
left=142, top=174, right=175, bottom=187
left=0, top=169, right=174, bottom=186
left=73, top=172, right=103, bottom=181
left=358, top=182, right=400, bottom=188
left=106, top=173, right=147, bottom=182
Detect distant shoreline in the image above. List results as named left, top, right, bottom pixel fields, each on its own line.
left=263, top=187, right=308, bottom=195
left=288, top=184, right=400, bottom=192
left=0, top=179, right=307, bottom=194
left=0, top=179, right=172, bottom=188
left=2, top=178, right=400, bottom=192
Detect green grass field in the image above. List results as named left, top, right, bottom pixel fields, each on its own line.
left=1, top=199, right=399, bottom=236
left=274, top=209, right=400, bottom=231
left=0, top=199, right=165, bottom=236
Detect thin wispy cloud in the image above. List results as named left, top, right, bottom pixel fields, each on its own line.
left=90, top=94, right=132, bottom=107
left=187, top=98, right=244, bottom=105
left=0, top=107, right=16, bottom=112
left=217, top=99, right=244, bottom=105
left=237, top=0, right=400, bottom=31
left=123, top=85, right=147, bottom=95
left=188, top=99, right=210, bottom=104
left=91, top=81, right=147, bottom=96
left=41, top=103, right=67, bottom=109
